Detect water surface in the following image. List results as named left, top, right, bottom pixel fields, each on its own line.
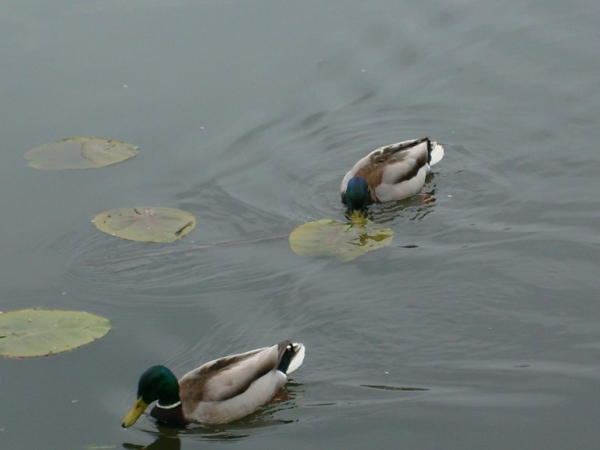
left=1, top=1, right=599, bottom=449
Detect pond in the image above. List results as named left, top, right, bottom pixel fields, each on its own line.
left=1, top=1, right=599, bottom=449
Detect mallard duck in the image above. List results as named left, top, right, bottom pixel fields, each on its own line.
left=340, top=137, right=444, bottom=214
left=122, top=341, right=305, bottom=427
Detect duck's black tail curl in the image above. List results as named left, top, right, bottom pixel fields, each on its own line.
left=277, top=342, right=305, bottom=375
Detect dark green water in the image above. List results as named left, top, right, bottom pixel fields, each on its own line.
left=1, top=1, right=599, bottom=449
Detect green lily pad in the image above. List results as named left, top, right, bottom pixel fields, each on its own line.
left=289, top=218, right=393, bottom=262
left=0, top=309, right=111, bottom=358
left=93, top=207, right=196, bottom=243
left=25, top=137, right=138, bottom=170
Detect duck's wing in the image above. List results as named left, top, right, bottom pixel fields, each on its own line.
left=378, top=138, right=431, bottom=186
left=179, top=341, right=290, bottom=404
left=383, top=138, right=443, bottom=166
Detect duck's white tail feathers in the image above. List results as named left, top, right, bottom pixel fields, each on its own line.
left=429, top=142, right=444, bottom=166
left=286, top=343, right=305, bottom=375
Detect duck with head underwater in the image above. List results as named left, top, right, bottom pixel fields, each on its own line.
left=122, top=341, right=305, bottom=427
left=340, top=137, right=444, bottom=217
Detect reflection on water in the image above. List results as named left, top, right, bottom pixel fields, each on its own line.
left=367, top=181, right=440, bottom=224
left=360, top=384, right=429, bottom=392
left=123, top=428, right=182, bottom=450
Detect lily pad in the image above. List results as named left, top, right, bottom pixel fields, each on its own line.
left=0, top=309, right=111, bottom=358
left=93, top=207, right=196, bottom=243
left=25, top=137, right=138, bottom=169
left=289, top=218, right=393, bottom=262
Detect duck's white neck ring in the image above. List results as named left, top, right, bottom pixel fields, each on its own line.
left=156, top=401, right=182, bottom=409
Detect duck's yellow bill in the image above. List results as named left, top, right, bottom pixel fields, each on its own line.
left=122, top=397, right=149, bottom=428
left=350, top=210, right=367, bottom=225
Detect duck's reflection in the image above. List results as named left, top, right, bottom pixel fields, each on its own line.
left=123, top=427, right=181, bottom=450
left=371, top=185, right=439, bottom=224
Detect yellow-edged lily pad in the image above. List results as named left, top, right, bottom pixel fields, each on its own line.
left=0, top=309, right=111, bottom=358
left=93, top=207, right=196, bottom=243
left=25, top=137, right=138, bottom=169
left=289, top=217, right=393, bottom=262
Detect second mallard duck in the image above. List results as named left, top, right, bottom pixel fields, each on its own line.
left=340, top=137, right=444, bottom=215
left=122, top=341, right=305, bottom=427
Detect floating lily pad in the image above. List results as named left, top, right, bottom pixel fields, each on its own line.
left=93, top=207, right=196, bottom=243
left=289, top=218, right=393, bottom=262
left=0, top=309, right=111, bottom=358
left=25, top=137, right=138, bottom=169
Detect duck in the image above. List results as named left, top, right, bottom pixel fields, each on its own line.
left=340, top=137, right=444, bottom=216
left=122, top=340, right=305, bottom=428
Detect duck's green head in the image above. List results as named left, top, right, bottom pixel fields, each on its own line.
left=122, top=365, right=180, bottom=428
left=343, top=177, right=371, bottom=214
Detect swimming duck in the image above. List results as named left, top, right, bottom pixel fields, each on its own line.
left=122, top=341, right=305, bottom=427
left=340, top=137, right=444, bottom=215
